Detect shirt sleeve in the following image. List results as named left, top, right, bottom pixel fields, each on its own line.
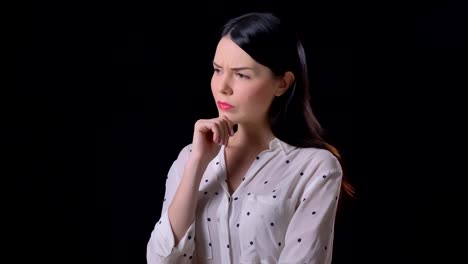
left=278, top=153, right=343, bottom=264
left=146, top=144, right=197, bottom=263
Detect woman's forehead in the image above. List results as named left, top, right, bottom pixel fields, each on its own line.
left=213, top=37, right=257, bottom=68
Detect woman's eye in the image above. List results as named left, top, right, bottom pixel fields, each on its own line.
left=213, top=68, right=221, bottom=74
left=236, top=73, right=250, bottom=79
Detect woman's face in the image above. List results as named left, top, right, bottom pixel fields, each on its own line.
left=211, top=37, right=284, bottom=125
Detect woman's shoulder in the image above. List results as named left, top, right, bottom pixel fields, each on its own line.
left=293, top=145, right=342, bottom=173
left=174, top=143, right=193, bottom=162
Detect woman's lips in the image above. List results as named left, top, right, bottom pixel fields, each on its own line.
left=217, top=101, right=234, bottom=110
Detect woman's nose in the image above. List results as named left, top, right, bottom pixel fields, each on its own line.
left=218, top=76, right=233, bottom=95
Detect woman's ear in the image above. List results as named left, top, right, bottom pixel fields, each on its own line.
left=275, top=71, right=295, bottom=96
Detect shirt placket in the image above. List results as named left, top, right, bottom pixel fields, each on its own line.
left=215, top=186, right=232, bottom=263
left=215, top=147, right=233, bottom=264
left=215, top=144, right=277, bottom=263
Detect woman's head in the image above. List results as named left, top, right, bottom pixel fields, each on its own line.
left=212, top=12, right=320, bottom=146
left=211, top=36, right=294, bottom=126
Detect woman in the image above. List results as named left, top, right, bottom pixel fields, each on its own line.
left=147, top=12, right=353, bottom=263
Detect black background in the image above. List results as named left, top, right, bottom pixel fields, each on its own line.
left=12, top=1, right=466, bottom=263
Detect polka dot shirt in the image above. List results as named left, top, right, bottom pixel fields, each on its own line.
left=147, top=138, right=342, bottom=264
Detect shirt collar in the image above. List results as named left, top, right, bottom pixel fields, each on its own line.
left=270, top=137, right=297, bottom=155
left=217, top=137, right=297, bottom=159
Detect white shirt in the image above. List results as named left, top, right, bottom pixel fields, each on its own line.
left=147, top=137, right=343, bottom=264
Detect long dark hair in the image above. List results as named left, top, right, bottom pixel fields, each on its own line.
left=220, top=12, right=355, bottom=198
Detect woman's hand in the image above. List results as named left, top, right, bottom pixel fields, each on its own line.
left=190, top=116, right=235, bottom=164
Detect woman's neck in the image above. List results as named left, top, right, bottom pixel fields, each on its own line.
left=227, top=123, right=275, bottom=150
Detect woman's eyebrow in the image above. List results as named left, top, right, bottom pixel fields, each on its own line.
left=213, top=61, right=255, bottom=71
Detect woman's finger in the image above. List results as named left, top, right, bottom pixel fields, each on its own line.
left=212, top=121, right=223, bottom=145
left=221, top=116, right=234, bottom=136
left=220, top=119, right=229, bottom=145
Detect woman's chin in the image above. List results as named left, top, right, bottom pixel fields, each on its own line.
left=218, top=112, right=236, bottom=120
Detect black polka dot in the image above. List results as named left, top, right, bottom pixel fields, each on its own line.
left=298, top=238, right=302, bottom=242
left=204, top=191, right=208, bottom=195
left=236, top=223, right=239, bottom=227
left=264, top=181, right=268, bottom=184
left=270, top=222, right=274, bottom=226
left=184, top=254, right=187, bottom=257
left=207, top=217, right=211, bottom=221
left=188, top=235, right=192, bottom=240
left=303, top=198, right=306, bottom=202
left=322, top=175, right=326, bottom=178
left=159, top=221, right=161, bottom=224
left=242, top=177, right=245, bottom=181
left=278, top=242, right=282, bottom=246
left=215, top=192, right=219, bottom=195
left=194, top=237, right=196, bottom=241
left=209, top=242, right=212, bottom=246
left=250, top=241, right=253, bottom=245
left=189, top=149, right=192, bottom=152
left=227, top=244, right=230, bottom=248
left=163, top=198, right=166, bottom=201
left=228, top=197, right=231, bottom=202
left=273, top=195, right=277, bottom=198
left=286, top=160, right=289, bottom=163
left=234, top=197, right=238, bottom=200
left=247, top=212, right=250, bottom=216
left=205, top=179, right=208, bottom=182
left=312, top=211, right=316, bottom=215
left=272, top=189, right=276, bottom=192
left=248, top=193, right=251, bottom=195
left=300, top=172, right=304, bottom=176
left=256, top=156, right=259, bottom=160
left=216, top=162, right=219, bottom=165
left=189, top=255, right=192, bottom=259
left=324, top=246, right=328, bottom=250
left=336, top=196, right=338, bottom=200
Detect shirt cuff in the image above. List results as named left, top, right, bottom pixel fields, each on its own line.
left=154, top=210, right=196, bottom=257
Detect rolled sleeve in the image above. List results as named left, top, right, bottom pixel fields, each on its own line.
left=147, top=211, right=196, bottom=263
left=147, top=144, right=197, bottom=263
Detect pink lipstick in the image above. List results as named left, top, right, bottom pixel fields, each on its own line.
left=217, top=101, right=234, bottom=110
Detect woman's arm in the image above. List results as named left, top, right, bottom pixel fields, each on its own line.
left=146, top=145, right=203, bottom=263
left=168, top=155, right=209, bottom=245
left=147, top=117, right=234, bottom=263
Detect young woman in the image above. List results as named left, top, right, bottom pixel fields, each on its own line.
left=147, top=12, right=353, bottom=264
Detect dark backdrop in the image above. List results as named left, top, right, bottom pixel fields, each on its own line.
left=12, top=1, right=466, bottom=263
